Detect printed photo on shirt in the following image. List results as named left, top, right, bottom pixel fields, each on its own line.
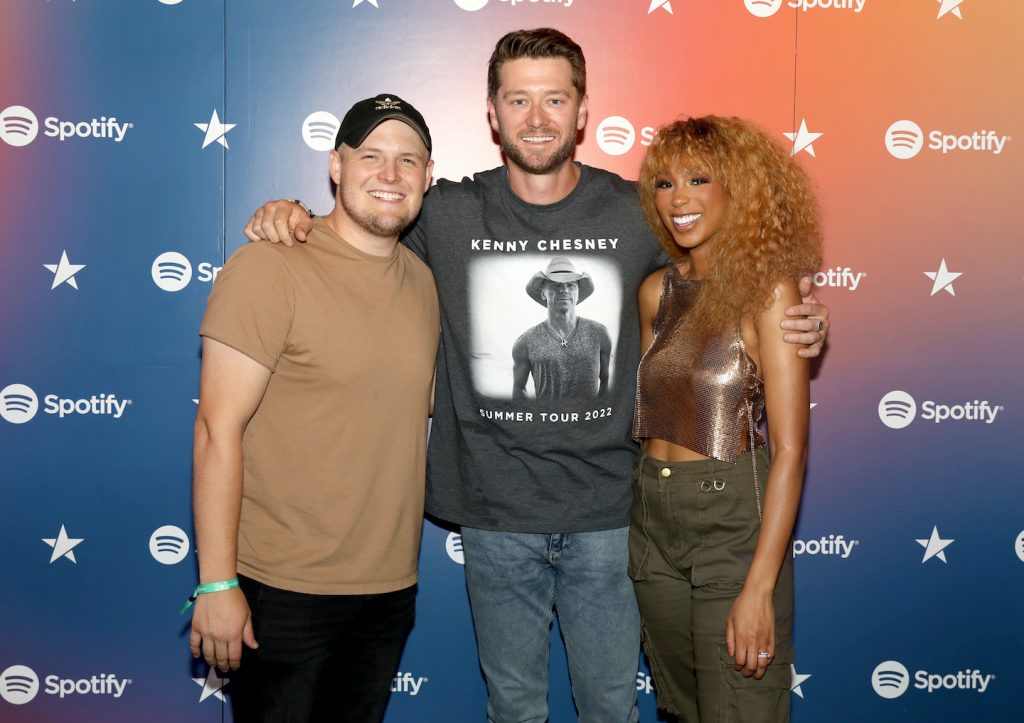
left=469, top=255, right=621, bottom=400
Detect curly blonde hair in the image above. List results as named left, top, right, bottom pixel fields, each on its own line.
left=638, top=116, right=822, bottom=338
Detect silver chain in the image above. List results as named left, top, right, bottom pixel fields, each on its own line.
left=747, top=400, right=762, bottom=520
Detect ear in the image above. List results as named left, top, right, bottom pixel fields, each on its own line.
left=576, top=94, right=589, bottom=132
left=487, top=97, right=500, bottom=135
left=329, top=149, right=343, bottom=186
left=423, top=159, right=434, bottom=193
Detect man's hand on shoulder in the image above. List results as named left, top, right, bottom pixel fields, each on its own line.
left=243, top=200, right=314, bottom=246
left=781, top=274, right=830, bottom=359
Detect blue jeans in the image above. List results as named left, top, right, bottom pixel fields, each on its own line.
left=461, top=526, right=641, bottom=723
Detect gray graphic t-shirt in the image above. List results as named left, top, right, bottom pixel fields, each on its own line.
left=403, top=164, right=664, bottom=532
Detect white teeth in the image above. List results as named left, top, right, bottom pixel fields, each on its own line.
left=369, top=191, right=403, bottom=201
left=672, top=213, right=700, bottom=225
left=523, top=135, right=555, bottom=143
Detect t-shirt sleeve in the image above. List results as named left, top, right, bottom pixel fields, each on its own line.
left=198, top=244, right=295, bottom=371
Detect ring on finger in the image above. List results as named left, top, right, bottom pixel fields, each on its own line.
left=757, top=651, right=773, bottom=660
left=815, top=319, right=824, bottom=333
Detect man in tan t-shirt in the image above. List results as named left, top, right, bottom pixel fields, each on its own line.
left=187, top=94, right=438, bottom=723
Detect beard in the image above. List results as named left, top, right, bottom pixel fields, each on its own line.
left=499, top=128, right=577, bottom=176
left=338, top=188, right=414, bottom=238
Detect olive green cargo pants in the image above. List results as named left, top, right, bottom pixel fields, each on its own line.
left=629, top=450, right=794, bottom=722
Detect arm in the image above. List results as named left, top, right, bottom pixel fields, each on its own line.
left=728, top=279, right=808, bottom=679
left=243, top=200, right=314, bottom=246
left=511, top=335, right=531, bottom=400
left=189, top=337, right=272, bottom=672
left=780, top=275, right=829, bottom=358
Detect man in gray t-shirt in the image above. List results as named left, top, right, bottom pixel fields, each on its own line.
left=513, top=257, right=612, bottom=400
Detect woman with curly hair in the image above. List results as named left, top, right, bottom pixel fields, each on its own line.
left=630, top=115, right=822, bottom=722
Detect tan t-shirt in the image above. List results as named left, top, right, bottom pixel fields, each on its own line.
left=199, top=218, right=439, bottom=594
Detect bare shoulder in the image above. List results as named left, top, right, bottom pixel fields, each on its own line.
left=769, top=277, right=802, bottom=309
left=754, top=277, right=806, bottom=339
left=639, top=266, right=670, bottom=305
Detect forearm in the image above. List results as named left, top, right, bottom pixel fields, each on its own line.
left=192, top=419, right=244, bottom=584
left=743, top=446, right=806, bottom=594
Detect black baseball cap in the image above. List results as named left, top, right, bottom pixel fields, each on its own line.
left=334, top=94, right=432, bottom=154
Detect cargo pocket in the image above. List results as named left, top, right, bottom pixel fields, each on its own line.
left=715, top=640, right=793, bottom=723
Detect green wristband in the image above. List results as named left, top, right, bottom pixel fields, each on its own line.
left=180, top=577, right=239, bottom=615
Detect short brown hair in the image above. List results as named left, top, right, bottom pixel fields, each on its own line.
left=487, top=28, right=586, bottom=101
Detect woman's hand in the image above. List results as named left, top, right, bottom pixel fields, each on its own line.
left=726, top=587, right=776, bottom=679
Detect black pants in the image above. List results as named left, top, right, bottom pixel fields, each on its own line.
left=230, top=575, right=416, bottom=723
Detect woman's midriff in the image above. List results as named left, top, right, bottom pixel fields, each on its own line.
left=642, top=437, right=749, bottom=463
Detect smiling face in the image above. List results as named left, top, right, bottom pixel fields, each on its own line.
left=332, top=119, right=433, bottom=238
left=652, top=157, right=729, bottom=260
left=487, top=57, right=587, bottom=176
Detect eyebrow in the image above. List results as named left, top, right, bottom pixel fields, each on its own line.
left=501, top=88, right=572, bottom=99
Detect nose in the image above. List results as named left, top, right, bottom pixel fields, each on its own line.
left=378, top=157, right=399, bottom=182
left=526, top=103, right=547, bottom=129
left=671, top=186, right=689, bottom=207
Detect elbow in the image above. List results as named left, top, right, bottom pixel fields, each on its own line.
left=192, top=414, right=217, bottom=461
left=770, top=441, right=808, bottom=473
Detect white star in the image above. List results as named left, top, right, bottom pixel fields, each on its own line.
left=790, top=664, right=811, bottom=699
left=916, top=526, right=954, bottom=563
left=924, top=258, right=962, bottom=296
left=809, top=403, right=818, bottom=409
left=353, top=0, right=379, bottom=7
left=194, top=109, right=236, bottom=149
left=784, top=119, right=823, bottom=157
left=193, top=668, right=229, bottom=703
left=648, top=0, right=673, bottom=13
left=937, top=0, right=964, bottom=19
left=43, top=250, right=86, bottom=290
left=42, top=524, right=84, bottom=564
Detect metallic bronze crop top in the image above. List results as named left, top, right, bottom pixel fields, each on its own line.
left=633, top=266, right=765, bottom=463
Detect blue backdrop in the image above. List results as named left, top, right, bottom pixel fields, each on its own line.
left=1, top=1, right=1021, bottom=721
